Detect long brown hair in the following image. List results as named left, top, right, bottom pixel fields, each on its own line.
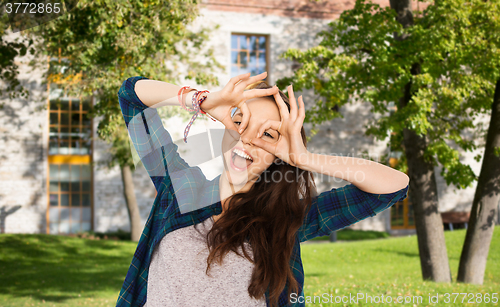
left=205, top=81, right=316, bottom=307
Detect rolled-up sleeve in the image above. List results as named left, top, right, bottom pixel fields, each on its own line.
left=298, top=183, right=409, bottom=242
left=118, top=76, right=190, bottom=192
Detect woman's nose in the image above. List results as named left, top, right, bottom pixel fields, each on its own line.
left=239, top=126, right=256, bottom=145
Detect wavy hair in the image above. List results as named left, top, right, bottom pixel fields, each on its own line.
left=204, top=81, right=316, bottom=307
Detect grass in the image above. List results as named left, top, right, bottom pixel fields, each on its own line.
left=0, top=227, right=498, bottom=306
left=301, top=227, right=500, bottom=306
left=0, top=234, right=136, bottom=306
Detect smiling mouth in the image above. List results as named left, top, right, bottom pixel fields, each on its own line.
left=230, top=148, right=253, bottom=171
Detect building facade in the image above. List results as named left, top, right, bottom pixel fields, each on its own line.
left=1, top=0, right=497, bottom=236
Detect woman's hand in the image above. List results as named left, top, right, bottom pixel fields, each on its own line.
left=201, top=72, right=279, bottom=132
left=250, top=85, right=309, bottom=167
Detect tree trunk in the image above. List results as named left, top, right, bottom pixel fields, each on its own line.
left=400, top=64, right=452, bottom=282
left=121, top=164, right=142, bottom=242
left=457, top=78, right=500, bottom=284
left=390, top=0, right=452, bottom=282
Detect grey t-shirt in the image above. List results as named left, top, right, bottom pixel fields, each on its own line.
left=145, top=217, right=267, bottom=306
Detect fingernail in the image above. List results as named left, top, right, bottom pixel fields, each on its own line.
left=239, top=128, right=243, bottom=133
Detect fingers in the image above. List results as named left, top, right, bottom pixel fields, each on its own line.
left=236, top=71, right=268, bottom=89
left=287, top=85, right=298, bottom=121
left=256, top=119, right=282, bottom=138
left=249, top=71, right=268, bottom=83
left=238, top=103, right=251, bottom=133
left=298, top=95, right=305, bottom=123
left=244, top=86, right=279, bottom=100
left=273, top=91, right=290, bottom=121
left=228, top=72, right=251, bottom=87
left=250, top=137, right=276, bottom=154
left=221, top=114, right=239, bottom=133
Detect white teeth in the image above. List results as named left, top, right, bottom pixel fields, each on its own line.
left=233, top=149, right=253, bottom=162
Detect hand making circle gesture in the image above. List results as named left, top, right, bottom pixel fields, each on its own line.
left=201, top=72, right=279, bottom=132
left=250, top=84, right=308, bottom=167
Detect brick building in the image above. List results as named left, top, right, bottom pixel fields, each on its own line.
left=1, top=0, right=497, bottom=236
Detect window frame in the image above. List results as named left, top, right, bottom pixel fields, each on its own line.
left=46, top=56, right=94, bottom=234
left=230, top=32, right=270, bottom=83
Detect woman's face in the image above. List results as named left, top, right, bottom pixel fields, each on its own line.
left=221, top=96, right=281, bottom=188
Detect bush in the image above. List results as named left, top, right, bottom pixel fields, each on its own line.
left=72, top=229, right=132, bottom=241
left=309, top=229, right=390, bottom=241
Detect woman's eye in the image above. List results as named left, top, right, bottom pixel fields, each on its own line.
left=263, top=132, right=274, bottom=139
left=234, top=121, right=241, bottom=125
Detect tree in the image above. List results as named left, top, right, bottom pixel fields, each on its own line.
left=388, top=0, right=451, bottom=282
left=276, top=0, right=496, bottom=282
left=442, top=0, right=500, bottom=284
left=0, top=13, right=32, bottom=101
left=389, top=0, right=500, bottom=285
left=30, top=0, right=224, bottom=241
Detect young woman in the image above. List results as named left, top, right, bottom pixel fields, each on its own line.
left=116, top=72, right=409, bottom=307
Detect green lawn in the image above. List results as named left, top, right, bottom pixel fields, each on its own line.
left=0, top=235, right=135, bottom=306
left=301, top=227, right=499, bottom=306
left=0, top=227, right=498, bottom=306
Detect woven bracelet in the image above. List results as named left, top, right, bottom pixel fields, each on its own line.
left=183, top=90, right=215, bottom=143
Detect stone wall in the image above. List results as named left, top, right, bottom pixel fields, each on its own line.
left=92, top=132, right=156, bottom=233
left=200, top=0, right=426, bottom=20
left=0, top=32, right=48, bottom=233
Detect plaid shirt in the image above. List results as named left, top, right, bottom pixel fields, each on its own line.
left=116, top=76, right=409, bottom=307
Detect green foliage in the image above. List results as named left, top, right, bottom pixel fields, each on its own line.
left=78, top=229, right=132, bottom=241
left=28, top=0, right=224, bottom=169
left=0, top=16, right=33, bottom=100
left=276, top=0, right=500, bottom=189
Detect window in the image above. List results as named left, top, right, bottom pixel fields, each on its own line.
left=47, top=57, right=93, bottom=234
left=48, top=163, right=92, bottom=234
left=231, top=33, right=269, bottom=81
left=48, top=96, right=92, bottom=155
